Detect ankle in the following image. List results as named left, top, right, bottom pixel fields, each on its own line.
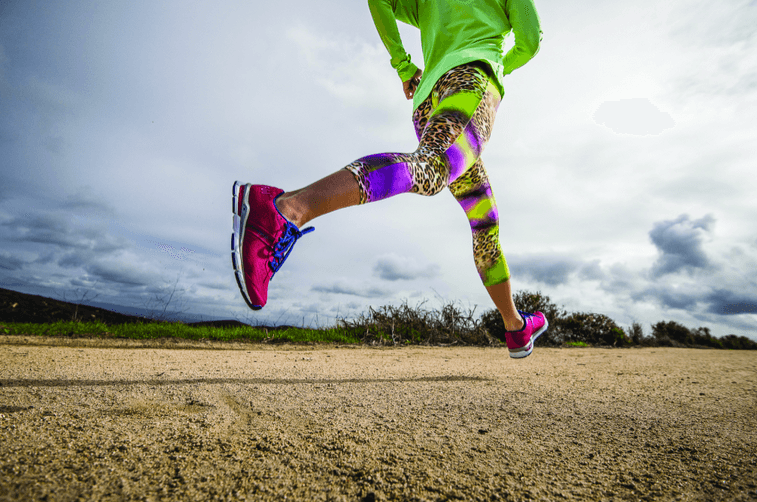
left=503, top=314, right=525, bottom=332
left=276, top=196, right=305, bottom=228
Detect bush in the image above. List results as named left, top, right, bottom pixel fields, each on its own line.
left=479, top=309, right=506, bottom=343
left=625, top=322, right=650, bottom=345
left=652, top=320, right=694, bottom=346
left=690, top=327, right=723, bottom=348
left=561, top=312, right=629, bottom=346
left=341, top=292, right=757, bottom=350
left=720, top=334, right=757, bottom=350
left=341, top=300, right=491, bottom=346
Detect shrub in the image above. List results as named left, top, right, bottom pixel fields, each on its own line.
left=690, top=327, right=723, bottom=348
left=721, top=334, right=757, bottom=350
left=341, top=300, right=491, bottom=346
left=625, top=322, right=649, bottom=346
left=561, top=312, right=628, bottom=346
left=652, top=321, right=695, bottom=346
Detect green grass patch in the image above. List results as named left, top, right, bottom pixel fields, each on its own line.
left=565, top=341, right=589, bottom=347
left=0, top=321, right=361, bottom=345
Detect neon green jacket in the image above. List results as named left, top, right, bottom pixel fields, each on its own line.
left=368, top=0, right=543, bottom=110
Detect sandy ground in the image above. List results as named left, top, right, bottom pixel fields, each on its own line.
left=0, top=337, right=756, bottom=501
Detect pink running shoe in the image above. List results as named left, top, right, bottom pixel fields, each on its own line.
left=505, top=310, right=549, bottom=359
left=231, top=182, right=314, bottom=310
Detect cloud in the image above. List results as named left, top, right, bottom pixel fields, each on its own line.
left=705, top=289, right=757, bottom=315
left=578, top=260, right=605, bottom=281
left=3, top=212, right=82, bottom=248
left=2, top=205, right=129, bottom=253
left=508, top=254, right=582, bottom=286
left=593, top=98, right=675, bottom=136
left=61, top=187, right=115, bottom=216
left=635, top=284, right=701, bottom=311
left=327, top=301, right=362, bottom=313
left=57, top=251, right=90, bottom=269
left=373, top=253, right=440, bottom=281
left=147, top=241, right=196, bottom=261
left=599, top=216, right=757, bottom=321
left=649, top=214, right=715, bottom=277
left=0, top=251, right=25, bottom=271
left=312, top=280, right=392, bottom=299
left=198, top=280, right=231, bottom=291
left=3, top=212, right=117, bottom=250
left=85, top=259, right=154, bottom=287
left=632, top=283, right=757, bottom=317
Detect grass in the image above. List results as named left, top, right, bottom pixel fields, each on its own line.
left=565, top=341, right=589, bottom=347
left=6, top=295, right=752, bottom=349
left=0, top=321, right=362, bottom=345
left=0, top=300, right=496, bottom=346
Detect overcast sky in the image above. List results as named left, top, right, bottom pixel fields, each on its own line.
left=1, top=0, right=756, bottom=339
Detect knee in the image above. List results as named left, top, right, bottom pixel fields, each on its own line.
left=412, top=155, right=449, bottom=197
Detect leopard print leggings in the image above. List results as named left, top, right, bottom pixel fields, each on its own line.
left=345, top=62, right=510, bottom=286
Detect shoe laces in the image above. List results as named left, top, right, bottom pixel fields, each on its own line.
left=270, top=222, right=314, bottom=274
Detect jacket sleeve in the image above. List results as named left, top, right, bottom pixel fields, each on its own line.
left=502, top=0, right=543, bottom=75
left=367, top=0, right=420, bottom=82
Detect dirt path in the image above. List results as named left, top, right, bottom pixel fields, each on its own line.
left=1, top=337, right=756, bottom=501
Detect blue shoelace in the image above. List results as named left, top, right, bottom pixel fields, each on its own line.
left=270, top=222, right=315, bottom=274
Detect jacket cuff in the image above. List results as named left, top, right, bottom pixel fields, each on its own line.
left=396, top=59, right=420, bottom=82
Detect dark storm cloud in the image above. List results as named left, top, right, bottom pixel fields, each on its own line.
left=705, top=289, right=757, bottom=315
left=85, top=260, right=153, bottom=287
left=3, top=212, right=82, bottom=248
left=372, top=254, right=440, bottom=281
left=0, top=251, right=25, bottom=270
left=2, top=209, right=129, bottom=253
left=632, top=284, right=757, bottom=317
left=649, top=214, right=715, bottom=277
left=634, top=285, right=700, bottom=311
left=312, top=282, right=392, bottom=299
left=508, top=254, right=582, bottom=286
left=57, top=251, right=89, bottom=269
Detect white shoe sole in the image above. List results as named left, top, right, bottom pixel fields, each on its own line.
left=231, top=181, right=261, bottom=310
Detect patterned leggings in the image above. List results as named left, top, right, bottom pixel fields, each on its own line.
left=345, top=62, right=509, bottom=286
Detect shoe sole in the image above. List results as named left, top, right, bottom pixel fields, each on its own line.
left=231, top=182, right=263, bottom=310
left=509, top=317, right=549, bottom=359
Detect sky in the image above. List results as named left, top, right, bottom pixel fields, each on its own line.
left=1, top=0, right=756, bottom=339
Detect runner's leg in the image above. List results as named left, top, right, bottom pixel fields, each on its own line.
left=277, top=63, right=523, bottom=329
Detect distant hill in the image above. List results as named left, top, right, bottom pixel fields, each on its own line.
left=0, top=287, right=247, bottom=328
left=0, top=287, right=153, bottom=325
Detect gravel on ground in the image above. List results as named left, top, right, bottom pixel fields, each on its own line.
left=1, top=337, right=756, bottom=501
